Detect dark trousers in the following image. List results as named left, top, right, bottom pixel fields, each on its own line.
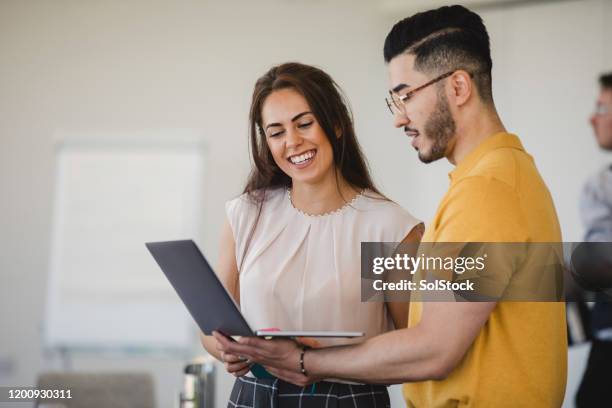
left=228, top=376, right=390, bottom=408
left=576, top=339, right=612, bottom=408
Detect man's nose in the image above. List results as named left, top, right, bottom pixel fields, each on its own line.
left=589, top=114, right=597, bottom=129
left=393, top=109, right=409, bottom=128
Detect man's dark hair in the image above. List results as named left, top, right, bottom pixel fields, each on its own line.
left=384, top=5, right=493, bottom=103
left=599, top=72, right=612, bottom=90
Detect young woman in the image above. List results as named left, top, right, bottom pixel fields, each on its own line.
left=201, top=62, right=423, bottom=407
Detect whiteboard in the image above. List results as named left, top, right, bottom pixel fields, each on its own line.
left=44, top=135, right=206, bottom=351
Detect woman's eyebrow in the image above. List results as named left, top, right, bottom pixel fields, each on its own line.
left=265, top=122, right=282, bottom=130
left=264, top=111, right=313, bottom=130
left=291, top=111, right=312, bottom=122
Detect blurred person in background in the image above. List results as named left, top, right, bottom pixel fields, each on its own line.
left=202, top=62, right=423, bottom=407
left=575, top=72, right=612, bottom=408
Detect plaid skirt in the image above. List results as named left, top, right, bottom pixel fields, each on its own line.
left=228, top=376, right=390, bottom=408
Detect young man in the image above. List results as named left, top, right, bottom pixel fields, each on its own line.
left=215, top=5, right=567, bottom=407
left=575, top=72, right=612, bottom=407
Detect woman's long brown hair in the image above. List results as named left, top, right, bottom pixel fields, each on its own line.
left=238, top=62, right=384, bottom=271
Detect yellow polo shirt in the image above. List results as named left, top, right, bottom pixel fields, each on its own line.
left=403, top=133, right=567, bottom=407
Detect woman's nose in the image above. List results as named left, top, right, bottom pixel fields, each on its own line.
left=285, top=128, right=304, bottom=148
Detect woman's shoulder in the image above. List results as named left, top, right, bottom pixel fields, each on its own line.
left=358, top=190, right=414, bottom=213
left=226, top=187, right=286, bottom=215
left=224, top=188, right=288, bottom=247
left=357, top=189, right=422, bottom=225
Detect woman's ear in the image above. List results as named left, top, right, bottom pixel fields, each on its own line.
left=335, top=126, right=342, bottom=138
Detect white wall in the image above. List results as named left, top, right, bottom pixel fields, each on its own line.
left=1, top=0, right=611, bottom=407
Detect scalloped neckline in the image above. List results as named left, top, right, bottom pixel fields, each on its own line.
left=286, top=188, right=365, bottom=217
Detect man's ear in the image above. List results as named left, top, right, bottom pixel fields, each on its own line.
left=449, top=70, right=472, bottom=106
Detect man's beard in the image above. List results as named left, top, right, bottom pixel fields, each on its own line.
left=418, top=89, right=456, bottom=164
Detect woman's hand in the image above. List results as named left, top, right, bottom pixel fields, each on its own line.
left=213, top=331, right=319, bottom=386
left=295, top=337, right=321, bottom=349
left=220, top=350, right=253, bottom=377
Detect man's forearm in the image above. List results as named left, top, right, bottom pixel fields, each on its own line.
left=306, top=325, right=445, bottom=384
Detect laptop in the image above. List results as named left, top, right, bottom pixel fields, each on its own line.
left=145, top=239, right=363, bottom=338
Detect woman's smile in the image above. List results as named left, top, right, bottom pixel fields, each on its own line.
left=287, top=149, right=317, bottom=168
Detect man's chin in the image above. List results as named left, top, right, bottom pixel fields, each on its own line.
left=417, top=149, right=436, bottom=164
left=417, top=148, right=445, bottom=164
left=597, top=138, right=612, bottom=151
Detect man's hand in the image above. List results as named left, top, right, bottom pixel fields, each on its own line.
left=212, top=331, right=319, bottom=386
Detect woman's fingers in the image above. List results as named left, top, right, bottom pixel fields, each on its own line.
left=225, top=363, right=251, bottom=373
left=233, top=366, right=251, bottom=377
left=225, top=360, right=252, bottom=373
left=265, top=366, right=310, bottom=387
left=224, top=353, right=249, bottom=364
left=295, top=337, right=321, bottom=348
left=213, top=331, right=258, bottom=358
left=223, top=351, right=251, bottom=374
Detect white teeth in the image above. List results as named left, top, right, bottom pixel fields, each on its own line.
left=289, top=150, right=315, bottom=164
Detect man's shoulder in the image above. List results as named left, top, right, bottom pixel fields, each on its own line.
left=583, top=164, right=612, bottom=196
left=580, top=164, right=612, bottom=230
left=464, top=146, right=531, bottom=191
left=448, top=174, right=520, bottom=215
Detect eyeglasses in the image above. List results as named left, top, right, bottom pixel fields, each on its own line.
left=594, top=103, right=610, bottom=116
left=385, top=71, right=455, bottom=115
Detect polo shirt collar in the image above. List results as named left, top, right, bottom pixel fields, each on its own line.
left=449, top=132, right=524, bottom=182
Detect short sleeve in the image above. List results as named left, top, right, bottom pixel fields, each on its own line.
left=358, top=192, right=422, bottom=243
left=388, top=203, right=422, bottom=242
left=436, top=176, right=529, bottom=243
left=428, top=176, right=530, bottom=298
left=225, top=194, right=259, bottom=268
